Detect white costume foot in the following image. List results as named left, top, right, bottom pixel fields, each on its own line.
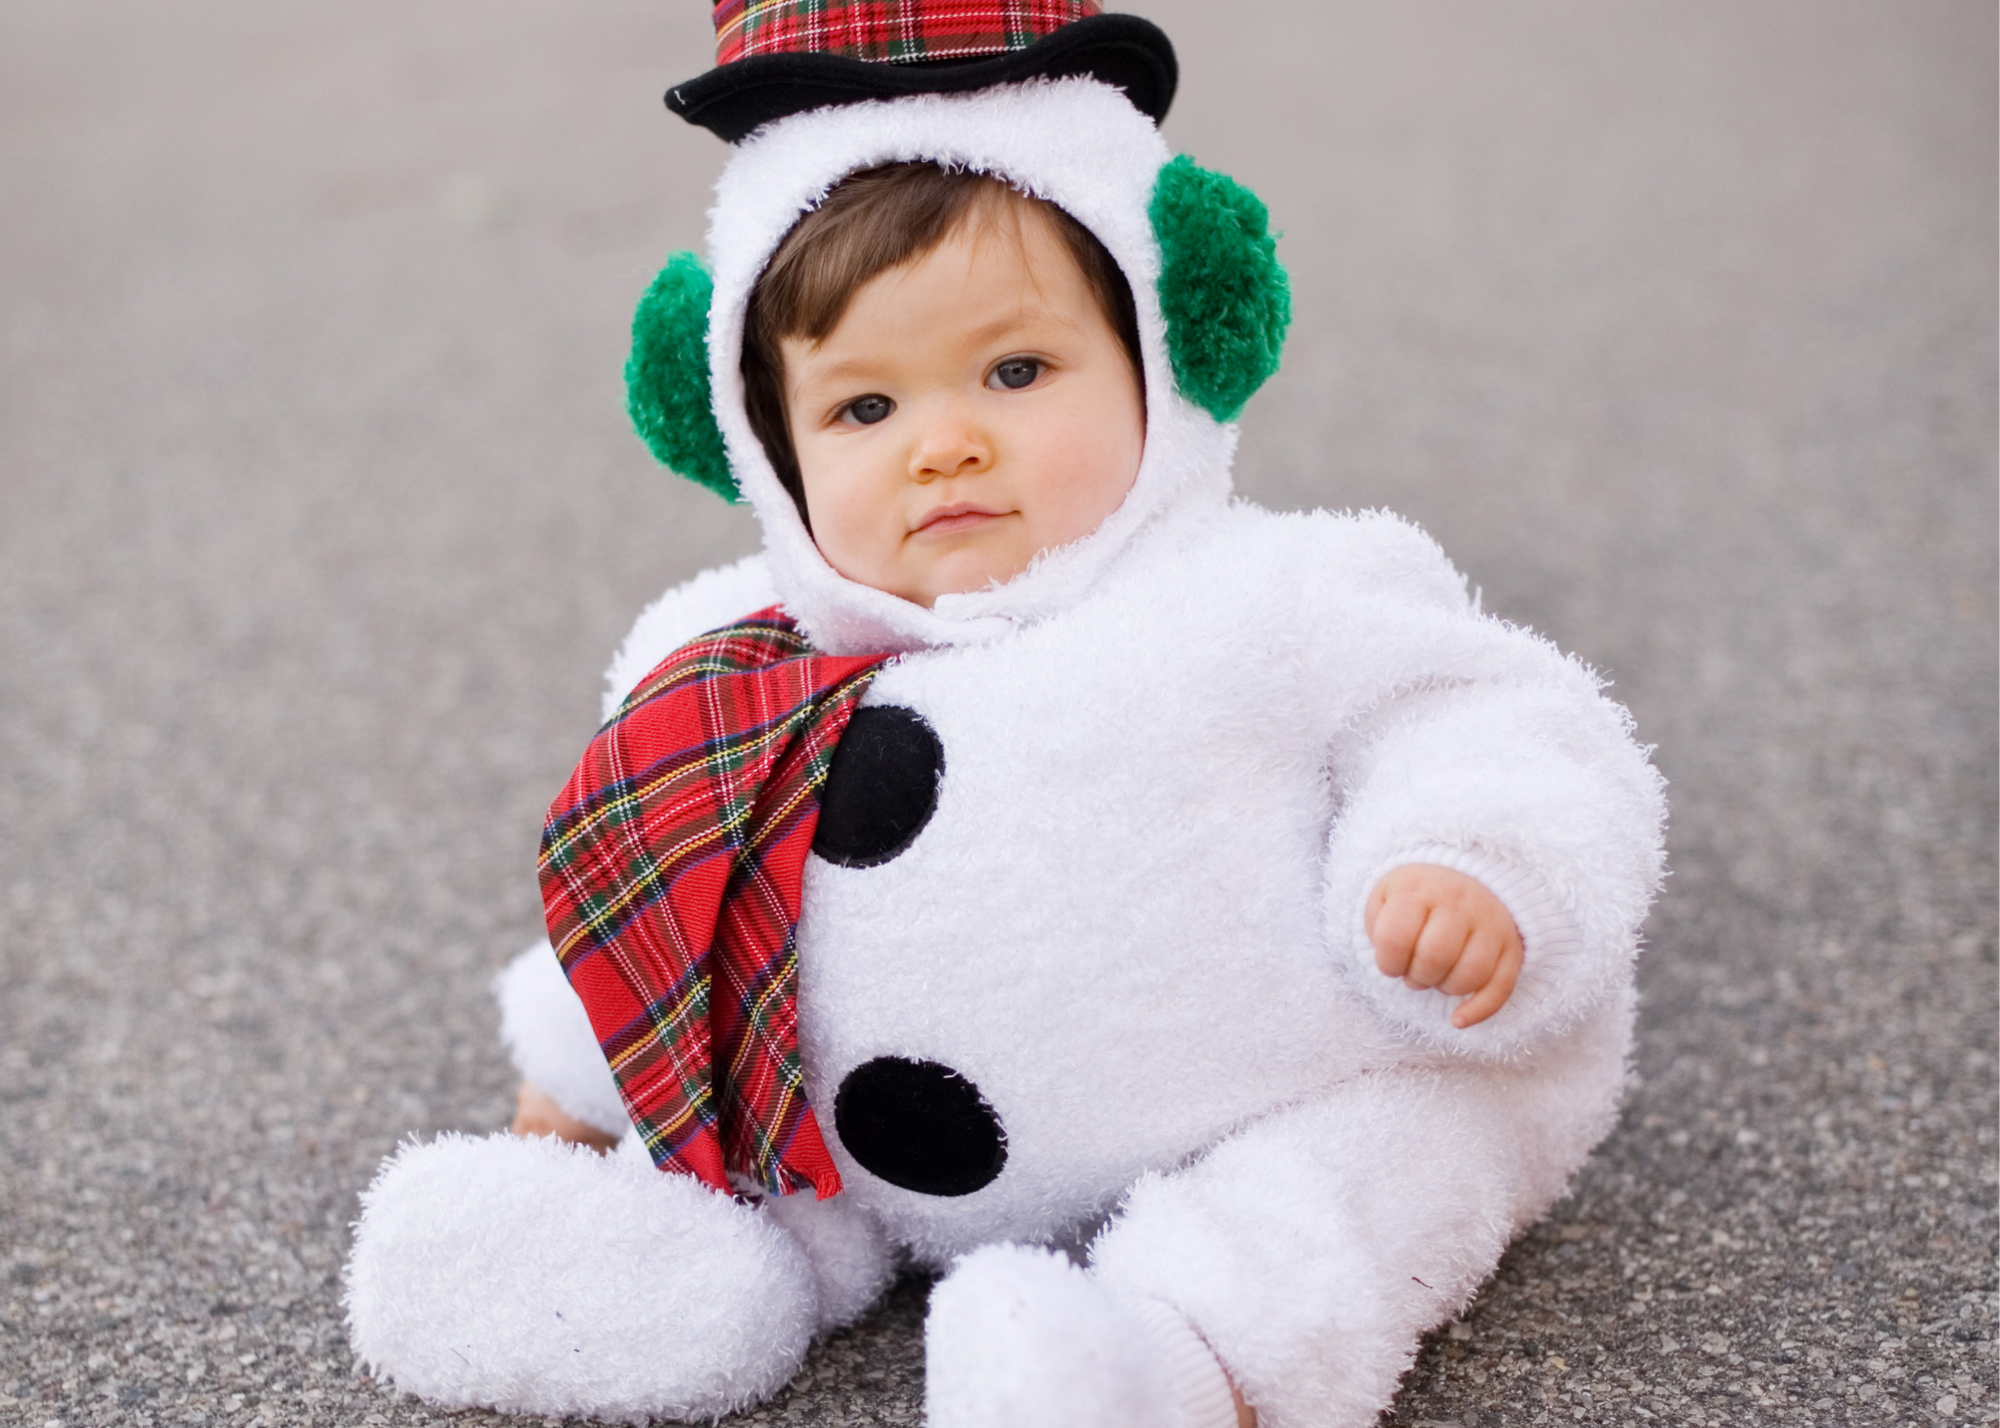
left=345, top=1132, right=817, bottom=1424
left=924, top=1243, right=1237, bottom=1428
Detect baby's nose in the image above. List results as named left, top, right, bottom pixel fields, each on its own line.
left=909, top=410, right=993, bottom=481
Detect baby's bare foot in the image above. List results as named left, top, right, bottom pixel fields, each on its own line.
left=510, top=1081, right=620, bottom=1152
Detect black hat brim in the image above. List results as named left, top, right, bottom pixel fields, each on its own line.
left=666, top=13, right=1176, bottom=143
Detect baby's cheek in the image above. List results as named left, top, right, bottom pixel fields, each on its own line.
left=1056, top=374, right=1145, bottom=539
left=1035, top=431, right=1140, bottom=548
left=802, top=462, right=896, bottom=583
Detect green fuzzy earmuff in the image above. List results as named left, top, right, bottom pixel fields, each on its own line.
left=626, top=251, right=737, bottom=500
left=1148, top=155, right=1292, bottom=423
left=623, top=157, right=1291, bottom=496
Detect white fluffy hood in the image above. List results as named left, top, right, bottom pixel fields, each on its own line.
left=702, top=78, right=1237, bottom=656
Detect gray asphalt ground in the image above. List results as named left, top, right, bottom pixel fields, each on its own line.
left=2, top=2, right=1993, bottom=1425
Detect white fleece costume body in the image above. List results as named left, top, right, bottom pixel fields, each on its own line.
left=345, top=80, right=1666, bottom=1428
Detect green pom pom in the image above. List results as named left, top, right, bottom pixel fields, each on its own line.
left=626, top=251, right=737, bottom=500
left=1148, top=155, right=1292, bottom=423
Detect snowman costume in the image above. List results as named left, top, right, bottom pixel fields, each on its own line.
left=344, top=38, right=1667, bottom=1428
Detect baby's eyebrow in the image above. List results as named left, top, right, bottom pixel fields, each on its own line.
left=797, top=356, right=887, bottom=386
left=957, top=305, right=1080, bottom=345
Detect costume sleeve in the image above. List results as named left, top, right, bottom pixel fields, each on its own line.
left=494, top=941, right=630, bottom=1136
left=1319, top=614, right=1667, bottom=1060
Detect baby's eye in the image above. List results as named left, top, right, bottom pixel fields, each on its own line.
left=843, top=394, right=894, bottom=426
left=988, top=358, right=1042, bottom=391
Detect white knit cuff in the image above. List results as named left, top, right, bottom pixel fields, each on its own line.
left=1352, top=843, right=1590, bottom=1055
left=1119, top=1297, right=1240, bottom=1428
left=494, top=941, right=631, bottom=1137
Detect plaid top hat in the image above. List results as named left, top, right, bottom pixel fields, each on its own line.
left=667, top=1, right=1177, bottom=141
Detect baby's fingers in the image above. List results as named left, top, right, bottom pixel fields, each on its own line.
left=1403, top=906, right=1470, bottom=990
left=1450, top=939, right=1524, bottom=1029
left=1438, top=927, right=1504, bottom=997
left=1367, top=886, right=1426, bottom=979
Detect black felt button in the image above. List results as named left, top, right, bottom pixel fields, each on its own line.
left=833, top=1057, right=1008, bottom=1197
left=812, top=705, right=943, bottom=867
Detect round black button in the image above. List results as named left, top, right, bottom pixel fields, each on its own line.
left=833, top=1057, right=1007, bottom=1197
left=812, top=705, right=943, bottom=867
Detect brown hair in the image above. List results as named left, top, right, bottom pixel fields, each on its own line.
left=741, top=162, right=1143, bottom=523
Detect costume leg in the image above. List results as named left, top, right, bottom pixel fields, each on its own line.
left=345, top=1131, right=823, bottom=1423
left=925, top=1242, right=1242, bottom=1428
left=1087, top=1014, right=1629, bottom=1428
left=764, top=1178, right=899, bottom=1330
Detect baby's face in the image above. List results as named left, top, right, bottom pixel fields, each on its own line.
left=781, top=204, right=1145, bottom=608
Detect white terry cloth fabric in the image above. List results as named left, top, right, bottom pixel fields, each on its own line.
left=484, top=506, right=1665, bottom=1422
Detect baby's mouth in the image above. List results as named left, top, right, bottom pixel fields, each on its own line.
left=912, top=503, right=1006, bottom=536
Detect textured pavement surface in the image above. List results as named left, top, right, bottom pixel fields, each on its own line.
left=1, top=2, right=1993, bottom=1425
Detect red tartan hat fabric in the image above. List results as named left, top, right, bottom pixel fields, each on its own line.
left=539, top=610, right=887, bottom=1198
left=713, top=0, right=1101, bottom=66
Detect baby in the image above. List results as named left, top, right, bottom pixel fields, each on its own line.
left=349, top=44, right=1664, bottom=1428
left=515, top=165, right=1529, bottom=1420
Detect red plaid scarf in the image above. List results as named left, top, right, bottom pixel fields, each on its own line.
left=713, top=0, right=1100, bottom=65
left=539, top=610, right=887, bottom=1198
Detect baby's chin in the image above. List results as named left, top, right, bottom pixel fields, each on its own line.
left=912, top=545, right=1059, bottom=608
left=906, top=569, right=1023, bottom=609
left=826, top=543, right=1042, bottom=610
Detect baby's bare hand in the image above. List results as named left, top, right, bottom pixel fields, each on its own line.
left=1365, top=864, right=1523, bottom=1029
